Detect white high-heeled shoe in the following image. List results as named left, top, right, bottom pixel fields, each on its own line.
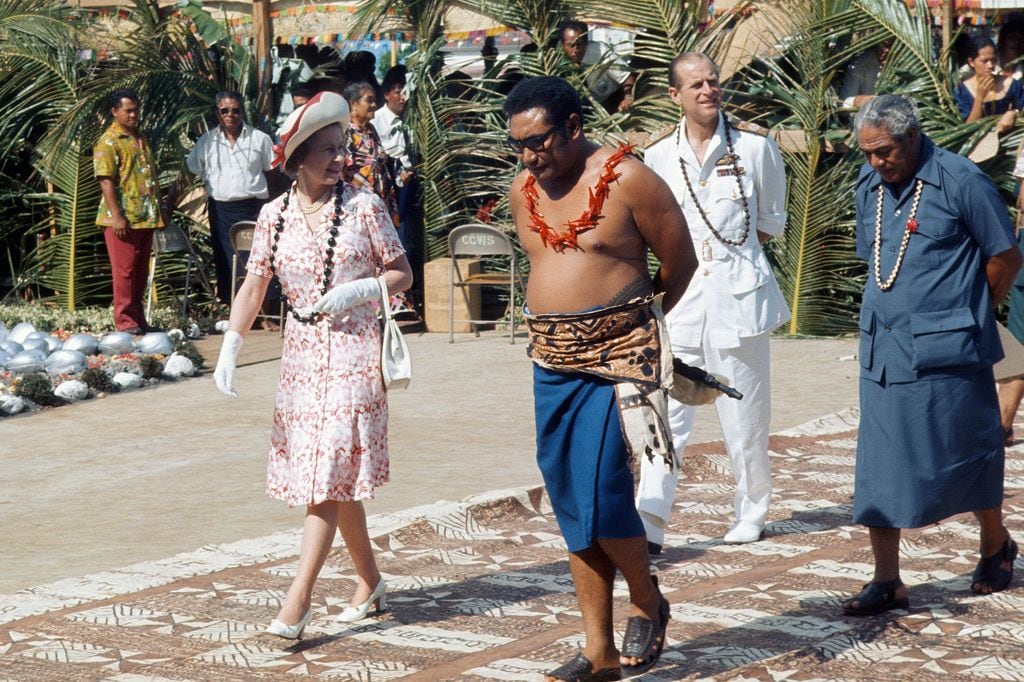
left=265, top=606, right=312, bottom=639
left=337, top=578, right=387, bottom=623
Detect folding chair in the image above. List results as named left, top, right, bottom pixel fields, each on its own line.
left=448, top=223, right=524, bottom=344
left=229, top=220, right=285, bottom=336
left=146, top=220, right=218, bottom=319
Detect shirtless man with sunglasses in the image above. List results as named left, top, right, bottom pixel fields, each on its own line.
left=505, top=75, right=696, bottom=682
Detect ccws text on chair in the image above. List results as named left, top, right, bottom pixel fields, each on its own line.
left=447, top=223, right=524, bottom=344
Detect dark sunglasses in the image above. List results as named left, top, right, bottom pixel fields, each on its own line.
left=506, top=124, right=562, bottom=153
left=218, top=107, right=242, bottom=115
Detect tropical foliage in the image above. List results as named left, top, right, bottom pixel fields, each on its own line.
left=1, top=0, right=1022, bottom=335
left=0, top=0, right=255, bottom=312
left=355, top=0, right=1022, bottom=335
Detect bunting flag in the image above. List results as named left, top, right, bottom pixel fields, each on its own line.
left=218, top=5, right=526, bottom=47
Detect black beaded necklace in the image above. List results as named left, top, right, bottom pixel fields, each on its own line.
left=677, top=119, right=752, bottom=247
left=269, top=183, right=341, bottom=324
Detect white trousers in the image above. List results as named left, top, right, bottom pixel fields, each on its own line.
left=636, top=330, right=773, bottom=545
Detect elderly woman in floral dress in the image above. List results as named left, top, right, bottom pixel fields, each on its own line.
left=342, top=80, right=399, bottom=227
left=213, top=92, right=413, bottom=639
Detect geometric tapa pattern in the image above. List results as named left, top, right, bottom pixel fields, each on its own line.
left=3, top=407, right=1024, bottom=680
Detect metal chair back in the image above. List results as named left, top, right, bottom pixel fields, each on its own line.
left=449, top=223, right=517, bottom=258
left=228, top=220, right=284, bottom=335
left=229, top=221, right=256, bottom=255
left=447, top=223, right=521, bottom=344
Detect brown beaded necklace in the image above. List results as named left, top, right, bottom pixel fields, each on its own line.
left=677, top=120, right=751, bottom=247
left=269, top=183, right=342, bottom=324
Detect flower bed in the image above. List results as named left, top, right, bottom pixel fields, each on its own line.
left=0, top=320, right=207, bottom=417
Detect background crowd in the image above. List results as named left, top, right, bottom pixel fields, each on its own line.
left=4, top=0, right=1024, bottom=341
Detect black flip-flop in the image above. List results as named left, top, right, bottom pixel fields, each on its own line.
left=620, top=592, right=670, bottom=678
left=841, top=578, right=909, bottom=616
left=972, top=535, right=1018, bottom=594
left=546, top=652, right=621, bottom=681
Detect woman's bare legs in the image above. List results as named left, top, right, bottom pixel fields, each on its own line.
left=274, top=499, right=381, bottom=623
left=275, top=501, right=340, bottom=624
left=337, top=500, right=382, bottom=606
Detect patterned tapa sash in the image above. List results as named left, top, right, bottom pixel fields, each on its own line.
left=525, top=296, right=677, bottom=468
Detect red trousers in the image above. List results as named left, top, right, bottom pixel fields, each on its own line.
left=103, top=227, right=154, bottom=331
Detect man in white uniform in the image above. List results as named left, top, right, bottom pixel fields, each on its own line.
left=639, top=52, right=790, bottom=547
left=187, top=91, right=275, bottom=306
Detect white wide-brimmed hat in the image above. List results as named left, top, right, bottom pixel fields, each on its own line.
left=272, top=91, right=349, bottom=168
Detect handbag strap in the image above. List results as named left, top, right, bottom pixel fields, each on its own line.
left=377, top=275, right=394, bottom=322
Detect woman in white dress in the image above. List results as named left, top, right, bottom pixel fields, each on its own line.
left=214, top=92, right=413, bottom=639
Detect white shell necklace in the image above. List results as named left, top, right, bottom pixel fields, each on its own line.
left=873, top=178, right=923, bottom=291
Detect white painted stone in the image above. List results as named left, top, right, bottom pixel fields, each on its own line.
left=54, top=380, right=89, bottom=402
left=112, top=372, right=143, bottom=389
left=0, top=395, right=27, bottom=415
left=162, top=353, right=195, bottom=379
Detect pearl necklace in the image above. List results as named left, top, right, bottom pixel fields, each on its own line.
left=873, top=178, right=923, bottom=292
left=677, top=120, right=751, bottom=247
left=269, top=184, right=342, bottom=323
left=299, top=187, right=333, bottom=214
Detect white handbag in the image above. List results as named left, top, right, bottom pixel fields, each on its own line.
left=378, top=276, right=412, bottom=390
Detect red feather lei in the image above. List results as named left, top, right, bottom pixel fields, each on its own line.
left=521, top=143, right=634, bottom=253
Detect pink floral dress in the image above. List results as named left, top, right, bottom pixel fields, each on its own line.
left=247, top=182, right=405, bottom=506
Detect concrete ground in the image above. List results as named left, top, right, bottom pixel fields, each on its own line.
left=4, top=327, right=1024, bottom=680
left=0, top=330, right=859, bottom=595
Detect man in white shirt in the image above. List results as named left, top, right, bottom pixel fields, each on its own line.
left=372, top=68, right=420, bottom=271
left=559, top=19, right=634, bottom=113
left=639, top=52, right=790, bottom=548
left=187, top=91, right=275, bottom=305
left=838, top=40, right=892, bottom=109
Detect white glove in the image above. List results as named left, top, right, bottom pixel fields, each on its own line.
left=214, top=330, right=244, bottom=398
left=312, top=277, right=379, bottom=315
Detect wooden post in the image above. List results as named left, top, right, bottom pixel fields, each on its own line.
left=696, top=0, right=712, bottom=26
left=942, top=0, right=954, bottom=58
left=253, top=0, right=273, bottom=118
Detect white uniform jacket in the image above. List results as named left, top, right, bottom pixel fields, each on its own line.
left=644, top=113, right=791, bottom=349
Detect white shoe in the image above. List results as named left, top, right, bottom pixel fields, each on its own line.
left=265, top=606, right=312, bottom=639
left=723, top=522, right=764, bottom=544
left=337, top=578, right=387, bottom=623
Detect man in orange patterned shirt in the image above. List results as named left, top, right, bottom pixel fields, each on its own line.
left=94, top=88, right=168, bottom=333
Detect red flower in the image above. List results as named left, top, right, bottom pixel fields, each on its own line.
left=906, top=219, right=918, bottom=233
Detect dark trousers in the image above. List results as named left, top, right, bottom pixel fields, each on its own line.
left=207, top=197, right=264, bottom=304
left=103, top=226, right=154, bottom=331
left=395, top=176, right=421, bottom=273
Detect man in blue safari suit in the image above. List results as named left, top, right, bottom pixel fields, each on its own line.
left=845, top=94, right=1022, bottom=615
